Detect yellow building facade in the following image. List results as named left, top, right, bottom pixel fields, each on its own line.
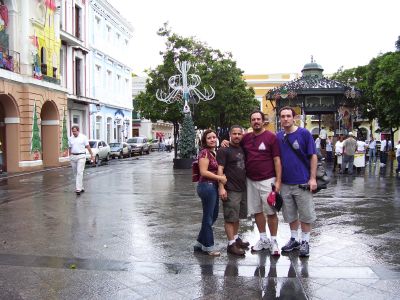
left=243, top=73, right=299, bottom=132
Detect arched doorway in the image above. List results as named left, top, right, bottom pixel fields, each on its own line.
left=41, top=101, right=59, bottom=167
left=0, top=93, right=20, bottom=173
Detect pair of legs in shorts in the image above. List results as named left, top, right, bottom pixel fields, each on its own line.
left=222, top=190, right=249, bottom=255
left=246, top=177, right=280, bottom=255
left=280, top=183, right=316, bottom=256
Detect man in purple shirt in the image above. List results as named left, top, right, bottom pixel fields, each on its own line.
left=242, top=111, right=282, bottom=256
left=277, top=106, right=317, bottom=257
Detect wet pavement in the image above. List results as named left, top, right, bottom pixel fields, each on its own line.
left=0, top=153, right=400, bottom=299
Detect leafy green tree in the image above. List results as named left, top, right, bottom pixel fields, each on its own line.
left=332, top=45, right=400, bottom=139
left=135, top=24, right=258, bottom=155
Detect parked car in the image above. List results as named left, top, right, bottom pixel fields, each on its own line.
left=150, top=139, right=165, bottom=151
left=109, top=142, right=131, bottom=159
left=126, top=136, right=150, bottom=155
left=86, top=140, right=111, bottom=166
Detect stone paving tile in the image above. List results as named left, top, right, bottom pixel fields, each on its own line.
left=98, top=288, right=143, bottom=300
left=107, top=270, right=154, bottom=287
left=373, top=279, right=400, bottom=296
left=310, top=284, right=352, bottom=300
left=323, top=278, right=366, bottom=295
left=348, top=286, right=394, bottom=299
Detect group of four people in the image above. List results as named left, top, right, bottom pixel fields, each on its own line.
left=195, top=107, right=317, bottom=258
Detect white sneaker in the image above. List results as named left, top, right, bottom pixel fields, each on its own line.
left=251, top=239, right=271, bottom=252
left=270, top=240, right=281, bottom=256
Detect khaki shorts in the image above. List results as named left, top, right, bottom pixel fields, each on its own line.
left=247, top=177, right=276, bottom=215
left=281, top=184, right=316, bottom=223
left=222, top=190, right=248, bottom=222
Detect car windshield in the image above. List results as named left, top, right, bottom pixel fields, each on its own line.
left=109, top=143, right=120, bottom=147
left=89, top=141, right=97, bottom=148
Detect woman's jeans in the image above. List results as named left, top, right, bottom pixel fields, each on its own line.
left=196, top=182, right=219, bottom=251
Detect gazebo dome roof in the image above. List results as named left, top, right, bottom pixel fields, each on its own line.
left=302, top=62, right=324, bottom=73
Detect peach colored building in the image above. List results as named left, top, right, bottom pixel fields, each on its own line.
left=0, top=0, right=68, bottom=174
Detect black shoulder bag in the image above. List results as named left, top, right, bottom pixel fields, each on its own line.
left=284, top=135, right=330, bottom=193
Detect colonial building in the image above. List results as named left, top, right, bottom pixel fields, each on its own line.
left=0, top=0, right=68, bottom=174
left=59, top=0, right=94, bottom=139
left=87, top=0, right=133, bottom=143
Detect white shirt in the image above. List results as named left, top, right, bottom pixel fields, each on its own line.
left=315, top=137, right=321, bottom=149
left=356, top=140, right=366, bottom=152
left=335, top=141, right=344, bottom=154
left=68, top=133, right=89, bottom=154
left=381, top=140, right=387, bottom=152
left=396, top=144, right=400, bottom=158
left=319, top=129, right=327, bottom=139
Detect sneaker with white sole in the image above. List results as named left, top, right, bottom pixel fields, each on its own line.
left=251, top=239, right=271, bottom=252
left=270, top=240, right=280, bottom=256
left=299, top=241, right=310, bottom=257
left=281, top=238, right=301, bottom=252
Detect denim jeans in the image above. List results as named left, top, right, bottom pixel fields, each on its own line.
left=196, top=182, right=219, bottom=251
left=341, top=154, right=354, bottom=174
left=368, top=148, right=376, bottom=163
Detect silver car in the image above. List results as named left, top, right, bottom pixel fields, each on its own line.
left=109, top=142, right=131, bottom=159
left=86, top=140, right=111, bottom=166
left=127, top=137, right=150, bottom=155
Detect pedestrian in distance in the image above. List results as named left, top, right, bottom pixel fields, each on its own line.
left=334, top=135, right=344, bottom=172
left=395, top=140, right=400, bottom=175
left=277, top=106, right=317, bottom=257
left=340, top=132, right=357, bottom=175
left=194, top=129, right=227, bottom=257
left=315, top=136, right=322, bottom=158
left=217, top=125, right=250, bottom=256
left=319, top=126, right=327, bottom=150
left=165, top=136, right=172, bottom=152
left=221, top=110, right=282, bottom=256
left=325, top=136, right=333, bottom=163
left=367, top=136, right=377, bottom=164
left=68, top=125, right=94, bottom=195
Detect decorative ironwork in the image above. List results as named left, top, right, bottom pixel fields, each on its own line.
left=156, top=61, right=215, bottom=113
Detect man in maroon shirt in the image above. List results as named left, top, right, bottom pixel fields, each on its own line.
left=242, top=111, right=282, bottom=256
left=223, top=111, right=282, bottom=255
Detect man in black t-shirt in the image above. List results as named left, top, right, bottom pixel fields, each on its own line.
left=217, top=125, right=249, bottom=256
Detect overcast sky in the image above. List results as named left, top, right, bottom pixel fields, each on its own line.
left=108, top=0, right=399, bottom=76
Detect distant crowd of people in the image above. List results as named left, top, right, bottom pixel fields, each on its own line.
left=313, top=128, right=400, bottom=176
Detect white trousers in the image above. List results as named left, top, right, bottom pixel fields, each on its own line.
left=70, top=155, right=86, bottom=191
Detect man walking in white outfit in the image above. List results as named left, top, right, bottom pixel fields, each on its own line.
left=68, top=125, right=94, bottom=195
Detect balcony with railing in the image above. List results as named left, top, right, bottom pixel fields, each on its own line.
left=0, top=47, right=20, bottom=74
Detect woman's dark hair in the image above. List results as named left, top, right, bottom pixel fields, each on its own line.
left=201, top=129, right=217, bottom=149
left=250, top=110, right=265, bottom=122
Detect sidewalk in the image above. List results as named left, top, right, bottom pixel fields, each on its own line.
left=0, top=153, right=399, bottom=299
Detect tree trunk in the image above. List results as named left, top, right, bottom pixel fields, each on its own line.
left=173, top=121, right=179, bottom=159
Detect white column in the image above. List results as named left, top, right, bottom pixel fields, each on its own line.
left=19, top=0, right=31, bottom=75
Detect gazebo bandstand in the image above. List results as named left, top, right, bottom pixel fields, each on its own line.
left=266, top=59, right=361, bottom=136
